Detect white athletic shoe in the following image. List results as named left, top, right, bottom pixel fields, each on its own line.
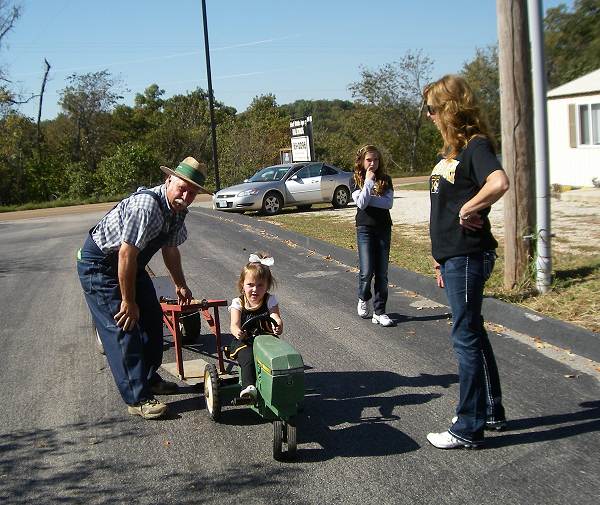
left=240, top=385, right=257, bottom=399
left=372, top=313, right=394, bottom=327
left=426, top=431, right=479, bottom=449
left=357, top=299, right=370, bottom=318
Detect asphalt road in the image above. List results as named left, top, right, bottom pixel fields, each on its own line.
left=1, top=207, right=599, bottom=505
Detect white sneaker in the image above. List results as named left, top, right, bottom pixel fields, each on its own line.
left=426, top=431, right=479, bottom=449
left=240, top=385, right=257, bottom=399
left=357, top=299, right=370, bottom=318
left=372, top=313, right=394, bottom=327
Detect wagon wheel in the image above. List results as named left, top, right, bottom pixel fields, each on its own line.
left=286, top=418, right=297, bottom=457
left=180, top=311, right=201, bottom=344
left=204, top=363, right=221, bottom=421
left=273, top=420, right=284, bottom=460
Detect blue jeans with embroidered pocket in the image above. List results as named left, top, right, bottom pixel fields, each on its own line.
left=440, top=250, right=505, bottom=443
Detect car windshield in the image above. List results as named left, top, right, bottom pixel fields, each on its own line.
left=248, top=165, right=291, bottom=182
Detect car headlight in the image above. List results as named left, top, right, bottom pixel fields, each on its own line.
left=237, top=188, right=260, bottom=197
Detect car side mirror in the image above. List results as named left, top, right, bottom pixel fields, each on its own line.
left=290, top=174, right=299, bottom=181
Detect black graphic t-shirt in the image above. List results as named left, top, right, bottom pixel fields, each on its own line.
left=429, top=136, right=503, bottom=262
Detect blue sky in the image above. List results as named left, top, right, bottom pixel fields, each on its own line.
left=4, top=0, right=572, bottom=120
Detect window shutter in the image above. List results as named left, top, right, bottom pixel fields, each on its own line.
left=568, top=104, right=577, bottom=148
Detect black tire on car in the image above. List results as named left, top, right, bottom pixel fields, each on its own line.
left=332, top=186, right=350, bottom=208
left=262, top=192, right=283, bottom=215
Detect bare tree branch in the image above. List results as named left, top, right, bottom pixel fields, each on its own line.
left=37, top=58, right=51, bottom=154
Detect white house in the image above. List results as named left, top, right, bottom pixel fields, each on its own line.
left=547, top=68, right=600, bottom=187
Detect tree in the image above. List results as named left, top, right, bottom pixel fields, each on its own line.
left=96, top=142, right=160, bottom=197
left=58, top=70, right=125, bottom=172
left=348, top=50, right=434, bottom=173
left=545, top=0, right=600, bottom=88
left=217, top=94, right=289, bottom=186
left=461, top=45, right=501, bottom=148
left=146, top=87, right=234, bottom=176
left=0, top=0, right=21, bottom=115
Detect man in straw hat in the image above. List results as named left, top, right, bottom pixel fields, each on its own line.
left=77, top=156, right=210, bottom=419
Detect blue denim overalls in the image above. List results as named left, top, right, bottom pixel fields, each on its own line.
left=77, top=190, right=176, bottom=405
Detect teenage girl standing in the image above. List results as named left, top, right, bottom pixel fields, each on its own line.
left=351, top=145, right=395, bottom=327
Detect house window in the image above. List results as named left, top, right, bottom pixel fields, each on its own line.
left=578, top=103, right=600, bottom=145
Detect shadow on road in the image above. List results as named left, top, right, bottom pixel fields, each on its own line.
left=290, top=370, right=457, bottom=462
left=486, top=400, right=600, bottom=448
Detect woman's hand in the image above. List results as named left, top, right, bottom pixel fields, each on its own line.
left=434, top=262, right=444, bottom=289
left=365, top=168, right=376, bottom=182
left=458, top=211, right=484, bottom=231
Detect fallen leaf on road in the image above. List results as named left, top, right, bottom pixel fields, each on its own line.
left=163, top=440, right=172, bottom=447
left=564, top=374, right=576, bottom=379
left=334, top=327, right=340, bottom=330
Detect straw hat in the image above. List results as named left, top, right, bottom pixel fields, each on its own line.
left=160, top=157, right=211, bottom=194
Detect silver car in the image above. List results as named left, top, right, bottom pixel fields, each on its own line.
left=212, top=162, right=352, bottom=215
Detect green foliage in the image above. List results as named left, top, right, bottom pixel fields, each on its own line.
left=348, top=50, right=434, bottom=173
left=460, top=45, right=501, bottom=148
left=96, top=143, right=160, bottom=196
left=217, top=94, right=289, bottom=186
left=545, top=0, right=600, bottom=88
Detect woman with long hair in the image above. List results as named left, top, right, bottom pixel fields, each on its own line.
left=423, top=75, right=509, bottom=449
left=351, top=145, right=395, bottom=327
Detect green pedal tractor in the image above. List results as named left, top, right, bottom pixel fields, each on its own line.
left=203, top=313, right=305, bottom=460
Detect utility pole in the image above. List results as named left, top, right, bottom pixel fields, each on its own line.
left=201, top=0, right=220, bottom=191
left=496, top=0, right=536, bottom=290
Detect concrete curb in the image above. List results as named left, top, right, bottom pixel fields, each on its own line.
left=195, top=206, right=600, bottom=363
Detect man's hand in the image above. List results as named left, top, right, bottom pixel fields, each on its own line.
left=114, top=300, right=140, bottom=331
left=176, top=285, right=193, bottom=305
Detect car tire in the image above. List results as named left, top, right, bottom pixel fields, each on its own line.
left=262, top=192, right=283, bottom=215
left=332, top=186, right=350, bottom=208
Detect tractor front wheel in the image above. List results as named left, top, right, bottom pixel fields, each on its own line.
left=273, top=420, right=284, bottom=460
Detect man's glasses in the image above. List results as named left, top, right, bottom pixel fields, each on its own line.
left=426, top=104, right=436, bottom=115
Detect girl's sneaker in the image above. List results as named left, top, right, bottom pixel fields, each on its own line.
left=372, top=313, right=394, bottom=327
left=240, top=385, right=257, bottom=399
left=357, top=299, right=370, bottom=318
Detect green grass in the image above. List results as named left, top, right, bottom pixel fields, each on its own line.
left=394, top=182, right=430, bottom=191
left=0, top=194, right=127, bottom=213
left=262, top=212, right=600, bottom=334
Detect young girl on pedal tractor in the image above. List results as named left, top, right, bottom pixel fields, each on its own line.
left=228, top=253, right=283, bottom=399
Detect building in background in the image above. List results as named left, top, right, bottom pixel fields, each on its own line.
left=547, top=68, right=600, bottom=187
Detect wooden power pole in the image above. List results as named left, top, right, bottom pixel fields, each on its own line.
left=496, top=0, right=536, bottom=290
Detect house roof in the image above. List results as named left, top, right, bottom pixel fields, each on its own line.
left=547, top=68, right=600, bottom=98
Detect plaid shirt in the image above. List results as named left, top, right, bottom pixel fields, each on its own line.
left=91, top=184, right=188, bottom=254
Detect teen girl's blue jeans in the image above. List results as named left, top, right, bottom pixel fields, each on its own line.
left=357, top=225, right=391, bottom=315
left=440, top=251, right=505, bottom=443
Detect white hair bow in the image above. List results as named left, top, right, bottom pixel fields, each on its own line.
left=248, top=253, right=274, bottom=266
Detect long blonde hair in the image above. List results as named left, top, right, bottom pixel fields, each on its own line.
left=423, top=74, right=495, bottom=160
left=353, top=145, right=389, bottom=195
